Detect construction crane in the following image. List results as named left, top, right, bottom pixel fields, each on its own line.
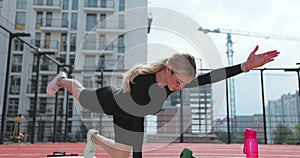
left=198, top=27, right=300, bottom=141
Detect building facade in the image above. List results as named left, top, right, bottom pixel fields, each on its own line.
left=266, top=91, right=300, bottom=144
left=0, top=0, right=148, bottom=142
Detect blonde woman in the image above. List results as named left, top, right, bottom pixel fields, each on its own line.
left=46, top=45, right=279, bottom=158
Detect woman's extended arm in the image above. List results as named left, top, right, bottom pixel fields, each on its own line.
left=185, top=45, right=280, bottom=88
left=185, top=64, right=243, bottom=88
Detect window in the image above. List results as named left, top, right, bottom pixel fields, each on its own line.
left=46, top=12, right=52, bottom=26
left=83, top=76, right=93, bottom=88
left=36, top=12, right=43, bottom=29
left=72, top=0, right=78, bottom=10
left=10, top=75, right=21, bottom=95
left=117, top=77, right=123, bottom=88
left=84, top=33, right=96, bottom=49
left=62, top=12, right=68, bottom=27
left=70, top=54, right=75, bottom=65
left=86, top=14, right=97, bottom=31
left=15, top=12, right=26, bottom=30
left=45, top=33, right=51, bottom=48
left=71, top=13, right=77, bottom=30
left=59, top=54, right=66, bottom=63
left=29, top=74, right=37, bottom=94
left=70, top=33, right=76, bottom=51
left=16, top=0, right=26, bottom=9
left=119, top=0, right=125, bottom=11
left=97, top=55, right=105, bottom=70
left=13, top=39, right=24, bottom=51
left=47, top=0, right=53, bottom=6
left=61, top=33, right=67, bottom=51
left=99, top=34, right=106, bottom=50
left=106, top=42, right=113, bottom=51
left=84, top=55, right=95, bottom=70
left=41, top=57, right=50, bottom=71
left=68, top=99, right=73, bottom=117
left=117, top=55, right=124, bottom=69
left=0, top=0, right=3, bottom=8
left=101, top=0, right=106, bottom=8
left=37, top=121, right=45, bottom=141
left=37, top=0, right=43, bottom=5
left=87, top=0, right=97, bottom=7
left=35, top=32, right=41, bottom=48
left=11, top=54, right=23, bottom=73
left=39, top=98, right=47, bottom=113
left=119, top=14, right=125, bottom=29
left=8, top=99, right=19, bottom=118
left=63, top=0, right=69, bottom=10
left=118, top=35, right=125, bottom=53
left=99, top=14, right=106, bottom=28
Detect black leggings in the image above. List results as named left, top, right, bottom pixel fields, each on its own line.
left=79, top=88, right=144, bottom=157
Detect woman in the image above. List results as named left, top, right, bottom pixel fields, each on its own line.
left=46, top=45, right=279, bottom=158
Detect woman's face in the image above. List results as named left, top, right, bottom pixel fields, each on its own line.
left=166, top=67, right=194, bottom=91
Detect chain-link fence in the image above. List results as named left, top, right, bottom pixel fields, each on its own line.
left=2, top=68, right=299, bottom=145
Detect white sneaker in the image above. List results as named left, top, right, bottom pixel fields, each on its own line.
left=46, top=72, right=67, bottom=96
left=84, top=129, right=99, bottom=158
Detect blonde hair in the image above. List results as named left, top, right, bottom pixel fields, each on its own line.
left=121, top=52, right=196, bottom=93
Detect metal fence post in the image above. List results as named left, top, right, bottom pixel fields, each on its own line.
left=260, top=69, right=268, bottom=144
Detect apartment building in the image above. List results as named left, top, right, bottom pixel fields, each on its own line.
left=0, top=0, right=148, bottom=142
left=156, top=79, right=213, bottom=135
left=266, top=91, right=300, bottom=144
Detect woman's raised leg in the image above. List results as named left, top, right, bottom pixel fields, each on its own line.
left=48, top=73, right=131, bottom=158
left=46, top=72, right=85, bottom=101
left=56, top=77, right=84, bottom=101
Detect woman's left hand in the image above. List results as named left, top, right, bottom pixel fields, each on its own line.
left=242, top=45, right=280, bottom=72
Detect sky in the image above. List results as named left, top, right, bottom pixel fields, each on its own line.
left=146, top=0, right=300, bottom=116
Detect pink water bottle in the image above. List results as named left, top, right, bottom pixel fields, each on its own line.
left=243, top=128, right=258, bottom=158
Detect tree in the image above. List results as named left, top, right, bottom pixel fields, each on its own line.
left=272, top=123, right=294, bottom=144
left=214, top=131, right=229, bottom=143
left=294, top=123, right=300, bottom=144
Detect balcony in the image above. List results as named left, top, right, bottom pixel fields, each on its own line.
left=40, top=63, right=58, bottom=71
left=82, top=42, right=125, bottom=55
left=37, top=18, right=68, bottom=32
left=31, top=39, right=59, bottom=55
left=30, top=62, right=58, bottom=74
left=82, top=39, right=115, bottom=54
left=84, top=0, right=114, bottom=13
left=33, top=0, right=61, bottom=11
left=96, top=20, right=125, bottom=33
left=11, top=64, right=22, bottom=73
left=83, top=59, right=124, bottom=71
left=26, top=79, right=43, bottom=95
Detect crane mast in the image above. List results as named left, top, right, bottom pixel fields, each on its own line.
left=225, top=33, right=238, bottom=136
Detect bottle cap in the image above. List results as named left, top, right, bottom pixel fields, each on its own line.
left=244, top=128, right=256, bottom=138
